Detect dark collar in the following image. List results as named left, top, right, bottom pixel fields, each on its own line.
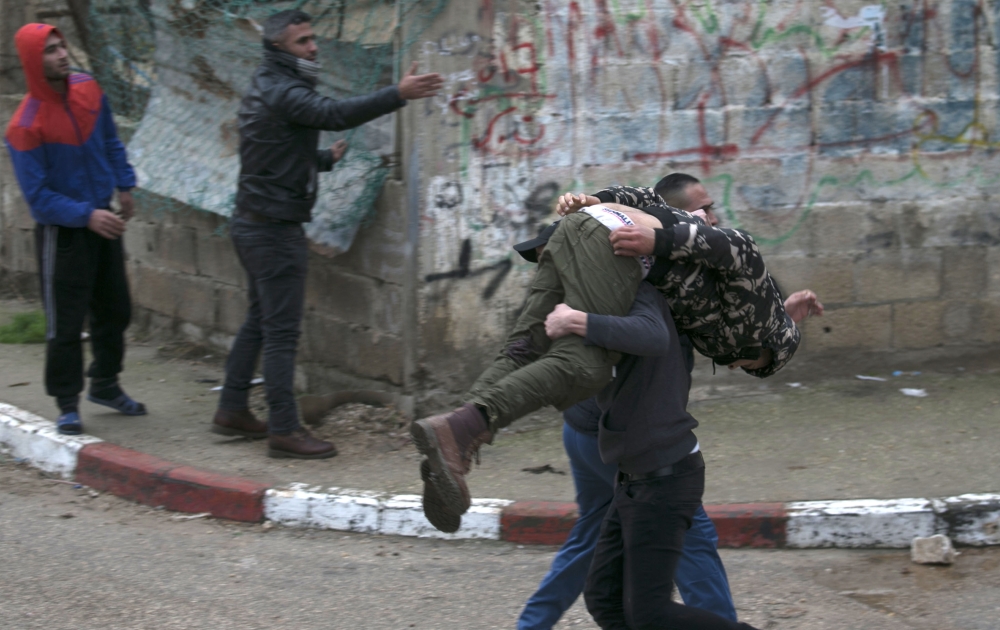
left=262, top=50, right=315, bottom=84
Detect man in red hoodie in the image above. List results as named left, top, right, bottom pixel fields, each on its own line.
left=4, top=24, right=146, bottom=435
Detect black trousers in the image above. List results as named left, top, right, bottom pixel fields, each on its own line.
left=584, top=458, right=758, bottom=630
left=35, top=225, right=131, bottom=403
left=218, top=219, right=307, bottom=435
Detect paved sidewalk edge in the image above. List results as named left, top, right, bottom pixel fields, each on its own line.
left=2, top=402, right=998, bottom=547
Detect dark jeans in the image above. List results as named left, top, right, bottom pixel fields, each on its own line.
left=517, top=424, right=737, bottom=629
left=35, top=224, right=131, bottom=406
left=584, top=461, right=758, bottom=630
left=219, top=219, right=307, bottom=435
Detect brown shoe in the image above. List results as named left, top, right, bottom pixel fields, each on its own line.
left=267, top=429, right=338, bottom=459
left=421, top=458, right=461, bottom=533
left=409, top=403, right=492, bottom=515
left=211, top=408, right=268, bottom=439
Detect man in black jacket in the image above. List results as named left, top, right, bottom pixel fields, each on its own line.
left=544, top=289, right=761, bottom=630
left=212, top=9, right=442, bottom=458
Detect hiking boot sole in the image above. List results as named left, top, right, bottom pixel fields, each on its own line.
left=210, top=424, right=268, bottom=439
left=267, top=446, right=338, bottom=459
left=421, top=458, right=461, bottom=534
left=410, top=417, right=470, bottom=516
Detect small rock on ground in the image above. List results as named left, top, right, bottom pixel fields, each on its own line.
left=911, top=534, right=956, bottom=565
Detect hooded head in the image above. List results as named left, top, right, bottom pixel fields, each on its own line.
left=15, top=23, right=69, bottom=102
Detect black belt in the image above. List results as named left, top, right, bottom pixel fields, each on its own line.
left=235, top=210, right=299, bottom=225
left=618, top=451, right=705, bottom=483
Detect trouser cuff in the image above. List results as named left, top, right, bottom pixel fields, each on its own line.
left=56, top=395, right=80, bottom=413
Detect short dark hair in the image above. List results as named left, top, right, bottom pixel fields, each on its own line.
left=653, top=173, right=700, bottom=208
left=262, top=9, right=312, bottom=48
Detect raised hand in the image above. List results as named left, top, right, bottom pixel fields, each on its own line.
left=556, top=193, right=600, bottom=216
left=330, top=139, right=348, bottom=164
left=398, top=62, right=444, bottom=100
left=784, top=290, right=824, bottom=324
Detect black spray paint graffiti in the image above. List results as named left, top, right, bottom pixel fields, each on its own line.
left=524, top=181, right=560, bottom=221
left=425, top=238, right=513, bottom=300
left=423, top=180, right=560, bottom=300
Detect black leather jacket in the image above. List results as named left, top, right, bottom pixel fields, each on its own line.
left=235, top=51, right=406, bottom=223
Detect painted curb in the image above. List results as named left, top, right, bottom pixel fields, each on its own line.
left=263, top=484, right=512, bottom=540
left=76, top=442, right=269, bottom=522
left=501, top=501, right=579, bottom=545
left=2, top=401, right=999, bottom=547
left=0, top=402, right=101, bottom=477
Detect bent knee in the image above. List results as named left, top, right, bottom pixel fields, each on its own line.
left=502, top=336, right=544, bottom=367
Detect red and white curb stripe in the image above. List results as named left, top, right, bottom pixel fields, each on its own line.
left=3, top=402, right=998, bottom=547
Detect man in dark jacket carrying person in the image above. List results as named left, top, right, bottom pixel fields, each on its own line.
left=211, top=10, right=442, bottom=458
left=544, top=287, right=764, bottom=630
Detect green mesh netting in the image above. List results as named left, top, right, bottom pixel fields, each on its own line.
left=83, top=0, right=446, bottom=253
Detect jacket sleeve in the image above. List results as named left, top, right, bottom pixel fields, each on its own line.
left=745, top=309, right=801, bottom=379
left=584, top=284, right=671, bottom=356
left=592, top=185, right=702, bottom=232
left=100, top=95, right=136, bottom=190
left=654, top=223, right=759, bottom=274
left=592, top=185, right=662, bottom=208
left=276, top=84, right=406, bottom=131
left=4, top=138, right=92, bottom=227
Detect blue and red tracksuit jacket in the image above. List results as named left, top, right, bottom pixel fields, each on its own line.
left=4, top=23, right=135, bottom=228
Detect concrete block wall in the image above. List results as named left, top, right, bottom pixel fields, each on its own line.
left=0, top=0, right=49, bottom=297
left=4, top=0, right=1000, bottom=404
left=122, top=186, right=410, bottom=393
left=0, top=0, right=411, bottom=397
left=406, top=0, right=1000, bottom=391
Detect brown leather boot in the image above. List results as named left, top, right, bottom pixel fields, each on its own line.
left=409, top=403, right=492, bottom=515
left=211, top=408, right=268, bottom=439
left=420, top=458, right=461, bottom=533
left=267, top=429, right=338, bottom=459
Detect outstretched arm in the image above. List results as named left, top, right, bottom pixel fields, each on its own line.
left=277, top=84, right=406, bottom=130
left=545, top=285, right=671, bottom=356
left=275, top=63, right=443, bottom=131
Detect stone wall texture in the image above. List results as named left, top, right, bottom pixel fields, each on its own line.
left=409, top=0, right=1000, bottom=391
left=3, top=0, right=1000, bottom=402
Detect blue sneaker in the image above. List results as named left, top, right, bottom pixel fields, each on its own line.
left=56, top=411, right=83, bottom=435
left=87, top=390, right=147, bottom=416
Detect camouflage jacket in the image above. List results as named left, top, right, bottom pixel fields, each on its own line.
left=592, top=185, right=799, bottom=378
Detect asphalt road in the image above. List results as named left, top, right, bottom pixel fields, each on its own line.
left=1, top=459, right=998, bottom=630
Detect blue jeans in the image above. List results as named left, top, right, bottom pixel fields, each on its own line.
left=517, top=423, right=737, bottom=629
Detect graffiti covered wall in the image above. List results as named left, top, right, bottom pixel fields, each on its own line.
left=412, top=0, right=1000, bottom=384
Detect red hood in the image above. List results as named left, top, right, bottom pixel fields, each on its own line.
left=15, top=23, right=65, bottom=103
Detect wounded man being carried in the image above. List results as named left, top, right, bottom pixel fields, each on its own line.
left=411, top=183, right=820, bottom=531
